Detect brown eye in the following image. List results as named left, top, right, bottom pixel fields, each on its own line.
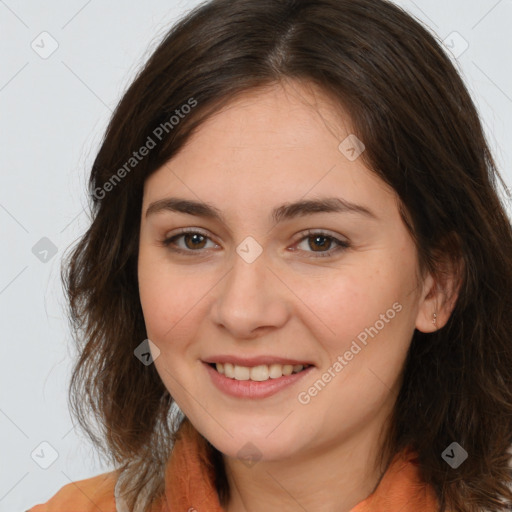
left=308, top=234, right=333, bottom=252
left=294, top=230, right=350, bottom=258
left=182, top=233, right=207, bottom=250
left=161, top=229, right=217, bottom=254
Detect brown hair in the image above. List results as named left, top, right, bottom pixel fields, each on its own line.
left=63, top=0, right=512, bottom=510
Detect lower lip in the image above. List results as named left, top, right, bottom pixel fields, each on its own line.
left=203, top=362, right=314, bottom=399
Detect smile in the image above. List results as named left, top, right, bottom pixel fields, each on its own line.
left=203, top=360, right=314, bottom=399
left=211, top=362, right=310, bottom=381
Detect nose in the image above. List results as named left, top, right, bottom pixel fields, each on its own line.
left=210, top=249, right=290, bottom=340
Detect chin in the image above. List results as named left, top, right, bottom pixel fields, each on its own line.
left=191, top=412, right=310, bottom=463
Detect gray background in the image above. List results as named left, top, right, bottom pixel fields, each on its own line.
left=1, top=1, right=511, bottom=511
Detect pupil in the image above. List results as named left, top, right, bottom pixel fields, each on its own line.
left=310, top=235, right=330, bottom=251
left=186, top=234, right=206, bottom=249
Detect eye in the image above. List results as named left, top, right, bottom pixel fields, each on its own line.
left=160, top=228, right=350, bottom=258
left=292, top=230, right=350, bottom=258
left=160, top=228, right=218, bottom=255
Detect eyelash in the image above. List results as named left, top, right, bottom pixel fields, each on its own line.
left=160, top=228, right=350, bottom=259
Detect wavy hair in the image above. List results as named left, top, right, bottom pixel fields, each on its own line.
left=63, top=0, right=512, bottom=510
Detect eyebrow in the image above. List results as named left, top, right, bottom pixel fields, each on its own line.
left=145, top=196, right=378, bottom=224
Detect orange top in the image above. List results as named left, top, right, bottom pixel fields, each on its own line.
left=27, top=419, right=440, bottom=512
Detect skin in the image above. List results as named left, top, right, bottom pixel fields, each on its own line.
left=138, top=80, right=457, bottom=512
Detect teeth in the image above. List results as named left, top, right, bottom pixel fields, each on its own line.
left=250, top=365, right=269, bottom=381
left=269, top=363, right=283, bottom=379
left=215, top=362, right=307, bottom=381
left=234, top=365, right=250, bottom=380
left=282, top=364, right=293, bottom=376
left=224, top=363, right=234, bottom=378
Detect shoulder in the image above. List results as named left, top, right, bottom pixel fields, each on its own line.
left=26, top=470, right=119, bottom=512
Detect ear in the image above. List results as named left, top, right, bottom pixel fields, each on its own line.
left=415, top=236, right=464, bottom=333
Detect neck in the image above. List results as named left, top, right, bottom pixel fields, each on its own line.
left=221, top=414, right=393, bottom=512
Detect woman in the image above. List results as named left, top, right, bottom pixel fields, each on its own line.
left=28, top=0, right=512, bottom=511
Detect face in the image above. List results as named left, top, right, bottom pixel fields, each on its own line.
left=138, top=81, right=436, bottom=463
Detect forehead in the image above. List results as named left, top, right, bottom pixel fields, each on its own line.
left=192, top=81, right=353, bottom=147
left=143, top=81, right=396, bottom=220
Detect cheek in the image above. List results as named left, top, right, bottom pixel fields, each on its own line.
left=139, top=279, right=187, bottom=344
left=138, top=250, right=213, bottom=345
left=138, top=246, right=179, bottom=340
left=295, top=253, right=415, bottom=358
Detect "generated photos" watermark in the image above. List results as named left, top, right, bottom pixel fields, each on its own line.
left=297, top=301, right=403, bottom=404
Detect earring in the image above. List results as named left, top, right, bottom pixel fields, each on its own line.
left=432, top=312, right=437, bottom=327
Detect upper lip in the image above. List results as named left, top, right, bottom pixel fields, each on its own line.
left=202, top=355, right=314, bottom=367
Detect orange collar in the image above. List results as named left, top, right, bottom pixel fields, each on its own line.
left=161, top=418, right=439, bottom=512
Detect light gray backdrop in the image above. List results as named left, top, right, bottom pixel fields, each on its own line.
left=1, top=1, right=511, bottom=511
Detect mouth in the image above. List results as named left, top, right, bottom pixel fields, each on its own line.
left=203, top=361, right=314, bottom=399
left=202, top=356, right=315, bottom=399
left=207, top=362, right=312, bottom=382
